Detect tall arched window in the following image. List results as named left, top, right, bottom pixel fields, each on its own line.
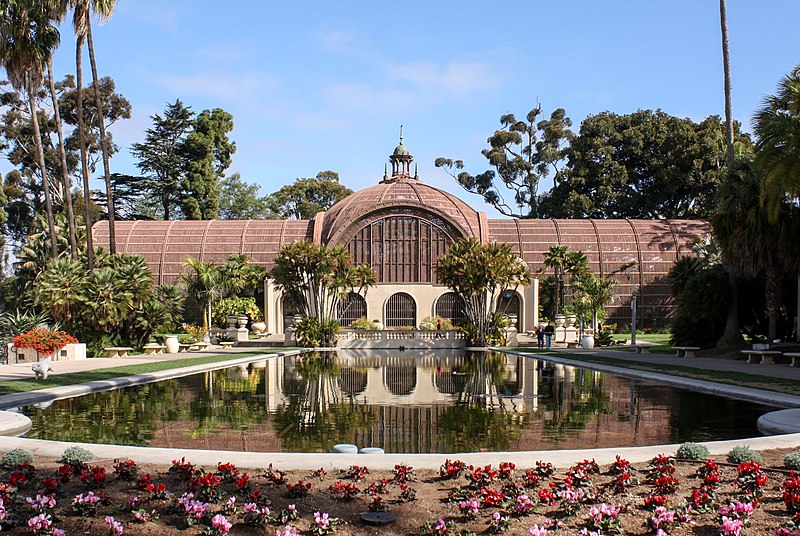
left=385, top=292, right=416, bottom=327
left=347, top=211, right=456, bottom=283
left=337, top=292, right=367, bottom=326
left=434, top=292, right=467, bottom=325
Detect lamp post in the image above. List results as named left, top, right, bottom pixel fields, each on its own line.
left=630, top=292, right=638, bottom=347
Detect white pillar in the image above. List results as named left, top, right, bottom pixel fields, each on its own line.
left=265, top=279, right=277, bottom=335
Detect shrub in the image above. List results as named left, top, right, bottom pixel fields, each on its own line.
left=0, top=448, right=33, bottom=469
left=177, top=334, right=196, bottom=344
left=726, top=445, right=762, bottom=465
left=784, top=451, right=800, bottom=471
left=349, top=318, right=378, bottom=330
left=212, top=297, right=263, bottom=328
left=676, top=442, right=710, bottom=460
left=60, top=446, right=95, bottom=465
left=420, top=316, right=454, bottom=330
left=12, top=328, right=78, bottom=355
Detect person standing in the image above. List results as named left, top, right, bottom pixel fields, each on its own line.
left=536, top=326, right=545, bottom=349
left=543, top=321, right=555, bottom=350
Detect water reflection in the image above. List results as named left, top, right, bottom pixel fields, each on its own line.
left=20, top=350, right=772, bottom=453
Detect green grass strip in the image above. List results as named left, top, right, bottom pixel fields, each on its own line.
left=0, top=349, right=289, bottom=395
left=507, top=348, right=800, bottom=395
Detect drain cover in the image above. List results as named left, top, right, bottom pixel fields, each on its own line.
left=360, top=511, right=396, bottom=526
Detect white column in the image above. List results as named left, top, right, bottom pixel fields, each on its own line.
left=265, top=279, right=277, bottom=335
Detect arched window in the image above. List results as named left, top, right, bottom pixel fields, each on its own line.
left=347, top=212, right=455, bottom=283
left=337, top=292, right=367, bottom=327
left=497, top=291, right=521, bottom=330
left=385, top=292, right=416, bottom=328
left=434, top=292, right=467, bottom=325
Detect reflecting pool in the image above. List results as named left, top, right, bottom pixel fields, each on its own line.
left=18, top=351, right=774, bottom=453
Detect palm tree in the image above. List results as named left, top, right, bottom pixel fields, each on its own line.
left=754, top=64, right=800, bottom=220
left=572, top=273, right=616, bottom=335
left=83, top=0, right=117, bottom=253
left=71, top=0, right=95, bottom=269
left=719, top=0, right=735, bottom=169
left=711, top=156, right=799, bottom=340
left=543, top=244, right=569, bottom=315
left=0, top=0, right=61, bottom=258
left=181, top=257, right=228, bottom=337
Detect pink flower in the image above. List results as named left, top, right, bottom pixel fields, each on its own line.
left=53, top=529, right=66, bottom=536
left=105, top=515, right=124, bottom=536
left=276, top=525, right=301, bottom=536
left=720, top=516, right=743, bottom=536
left=314, top=511, right=331, bottom=529
left=211, top=514, right=232, bottom=534
left=530, top=525, right=548, bottom=536
left=27, top=513, right=53, bottom=532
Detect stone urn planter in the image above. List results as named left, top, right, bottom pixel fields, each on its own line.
left=555, top=315, right=566, bottom=327
left=565, top=314, right=577, bottom=327
left=251, top=321, right=267, bottom=334
left=237, top=316, right=249, bottom=329
left=581, top=334, right=595, bottom=350
left=164, top=335, right=180, bottom=354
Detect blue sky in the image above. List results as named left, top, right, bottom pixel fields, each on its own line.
left=15, top=1, right=800, bottom=217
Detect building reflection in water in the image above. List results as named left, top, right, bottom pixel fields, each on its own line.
left=21, top=350, right=771, bottom=453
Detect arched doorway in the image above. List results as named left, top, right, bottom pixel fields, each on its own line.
left=337, top=292, right=367, bottom=327
left=281, top=294, right=300, bottom=333
left=434, top=292, right=467, bottom=326
left=385, top=292, right=416, bottom=328
left=497, top=291, right=521, bottom=330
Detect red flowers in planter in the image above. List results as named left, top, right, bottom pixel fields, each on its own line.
left=12, top=328, right=77, bottom=355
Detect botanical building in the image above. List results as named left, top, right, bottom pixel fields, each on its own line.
left=95, top=141, right=709, bottom=334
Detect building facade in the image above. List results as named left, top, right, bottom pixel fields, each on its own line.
left=94, top=141, right=709, bottom=334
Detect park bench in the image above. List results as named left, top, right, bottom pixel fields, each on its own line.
left=633, top=341, right=659, bottom=354
left=783, top=352, right=800, bottom=367
left=673, top=346, right=701, bottom=358
left=142, top=343, right=166, bottom=355
left=219, top=341, right=235, bottom=349
left=104, top=347, right=133, bottom=358
left=178, top=343, right=196, bottom=352
left=740, top=349, right=782, bottom=365
left=193, top=341, right=211, bottom=351
left=565, top=341, right=581, bottom=349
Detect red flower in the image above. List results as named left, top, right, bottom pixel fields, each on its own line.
left=12, top=328, right=77, bottom=355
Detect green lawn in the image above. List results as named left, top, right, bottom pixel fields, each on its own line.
left=0, top=350, right=289, bottom=396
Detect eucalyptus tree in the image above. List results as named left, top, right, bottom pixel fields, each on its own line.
left=270, top=241, right=376, bottom=346
left=0, top=0, right=61, bottom=258
left=436, top=107, right=573, bottom=218
left=436, top=238, right=530, bottom=346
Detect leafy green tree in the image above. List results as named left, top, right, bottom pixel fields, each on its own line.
left=711, top=156, right=799, bottom=340
left=219, top=172, right=270, bottom=219
left=668, top=256, right=730, bottom=347
left=180, top=108, right=235, bottom=219
left=542, top=245, right=588, bottom=317
left=435, top=107, right=573, bottom=218
left=270, top=241, right=375, bottom=346
left=264, top=171, right=352, bottom=220
left=0, top=0, right=61, bottom=258
left=540, top=110, right=750, bottom=219
left=754, top=64, right=800, bottom=220
left=436, top=238, right=530, bottom=346
left=129, top=100, right=194, bottom=220
left=220, top=254, right=266, bottom=297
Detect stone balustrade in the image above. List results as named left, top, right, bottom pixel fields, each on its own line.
left=336, top=329, right=465, bottom=349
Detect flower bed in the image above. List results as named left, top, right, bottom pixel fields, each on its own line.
left=0, top=449, right=797, bottom=535
left=12, top=329, right=78, bottom=356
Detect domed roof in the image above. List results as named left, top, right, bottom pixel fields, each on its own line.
left=320, top=178, right=482, bottom=245
left=393, top=142, right=409, bottom=156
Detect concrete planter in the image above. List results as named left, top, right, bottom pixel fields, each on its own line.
left=164, top=336, right=180, bottom=354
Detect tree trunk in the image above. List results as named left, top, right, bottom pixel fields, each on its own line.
left=86, top=17, right=116, bottom=254
left=720, top=0, right=735, bottom=169
left=717, top=268, right=744, bottom=347
left=27, top=86, right=58, bottom=259
left=76, top=35, right=95, bottom=270
left=765, top=264, right=781, bottom=342
left=47, top=60, right=78, bottom=259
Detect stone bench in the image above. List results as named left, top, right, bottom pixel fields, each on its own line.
left=673, top=346, right=701, bottom=358
left=142, top=343, right=166, bottom=355
left=104, top=347, right=133, bottom=358
left=565, top=341, right=581, bottom=349
left=219, top=341, right=235, bottom=349
left=740, top=349, right=782, bottom=365
left=178, top=343, right=196, bottom=352
left=634, top=342, right=659, bottom=354
left=193, top=341, right=211, bottom=351
left=783, top=352, right=800, bottom=367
